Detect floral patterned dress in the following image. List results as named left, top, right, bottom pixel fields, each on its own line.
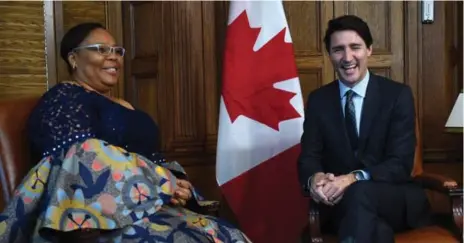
left=0, top=82, right=250, bottom=243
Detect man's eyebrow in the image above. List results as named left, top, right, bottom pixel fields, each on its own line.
left=331, top=45, right=344, bottom=49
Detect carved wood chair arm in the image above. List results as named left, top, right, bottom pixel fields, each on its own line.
left=183, top=197, right=221, bottom=217
left=194, top=200, right=221, bottom=217
left=413, top=172, right=463, bottom=236
left=307, top=197, right=324, bottom=243
left=414, top=172, right=460, bottom=193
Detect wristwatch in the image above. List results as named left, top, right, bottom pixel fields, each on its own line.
left=352, top=170, right=366, bottom=181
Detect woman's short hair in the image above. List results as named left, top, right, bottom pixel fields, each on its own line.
left=323, top=15, right=373, bottom=53
left=60, top=22, right=106, bottom=74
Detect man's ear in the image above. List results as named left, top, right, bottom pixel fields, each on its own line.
left=367, top=45, right=373, bottom=56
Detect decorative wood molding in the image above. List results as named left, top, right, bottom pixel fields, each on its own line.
left=161, top=2, right=208, bottom=151
left=53, top=1, right=66, bottom=86
left=43, top=1, right=64, bottom=89
left=43, top=1, right=57, bottom=89
left=404, top=2, right=423, bottom=128
left=424, top=148, right=463, bottom=163
left=106, top=1, right=125, bottom=99
left=202, top=1, right=220, bottom=149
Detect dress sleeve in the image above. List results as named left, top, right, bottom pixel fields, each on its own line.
left=27, top=83, right=99, bottom=158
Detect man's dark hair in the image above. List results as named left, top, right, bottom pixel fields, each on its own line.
left=60, top=22, right=106, bottom=74
left=323, top=15, right=373, bottom=53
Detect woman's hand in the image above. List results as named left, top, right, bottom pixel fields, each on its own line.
left=170, top=179, right=193, bottom=206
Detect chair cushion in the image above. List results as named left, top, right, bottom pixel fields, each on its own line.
left=395, top=226, right=459, bottom=243
left=321, top=226, right=458, bottom=243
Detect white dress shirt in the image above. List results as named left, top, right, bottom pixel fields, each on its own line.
left=338, top=71, right=371, bottom=180
left=338, top=71, right=370, bottom=134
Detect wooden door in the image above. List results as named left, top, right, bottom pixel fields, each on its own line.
left=283, top=1, right=335, bottom=104
left=122, top=1, right=222, bottom=200
left=283, top=1, right=405, bottom=104
left=334, top=1, right=405, bottom=82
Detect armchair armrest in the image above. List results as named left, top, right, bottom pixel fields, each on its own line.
left=187, top=200, right=220, bottom=217
left=308, top=198, right=323, bottom=243
left=198, top=201, right=220, bottom=217
left=413, top=172, right=460, bottom=193
left=413, top=172, right=463, bottom=235
left=303, top=185, right=324, bottom=243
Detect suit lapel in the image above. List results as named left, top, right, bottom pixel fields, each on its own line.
left=358, top=73, right=381, bottom=152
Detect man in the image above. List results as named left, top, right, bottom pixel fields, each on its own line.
left=297, top=15, right=430, bottom=243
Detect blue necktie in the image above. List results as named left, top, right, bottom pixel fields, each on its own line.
left=345, top=90, right=358, bottom=151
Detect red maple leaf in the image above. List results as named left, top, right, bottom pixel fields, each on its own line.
left=222, top=11, right=301, bottom=131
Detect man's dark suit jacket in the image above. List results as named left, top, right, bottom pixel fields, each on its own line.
left=297, top=72, right=430, bottom=228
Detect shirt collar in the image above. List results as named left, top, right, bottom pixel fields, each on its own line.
left=339, top=71, right=370, bottom=99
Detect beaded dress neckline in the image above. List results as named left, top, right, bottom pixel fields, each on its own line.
left=27, top=81, right=164, bottom=164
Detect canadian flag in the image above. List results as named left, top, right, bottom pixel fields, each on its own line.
left=216, top=1, right=308, bottom=243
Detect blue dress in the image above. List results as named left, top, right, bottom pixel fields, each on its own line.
left=28, top=82, right=164, bottom=162
left=0, top=82, right=249, bottom=243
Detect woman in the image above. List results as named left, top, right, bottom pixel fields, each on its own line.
left=0, top=22, right=250, bottom=243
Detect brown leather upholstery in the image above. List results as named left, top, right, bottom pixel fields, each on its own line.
left=320, top=226, right=458, bottom=243
left=304, top=117, right=463, bottom=243
left=0, top=97, right=39, bottom=210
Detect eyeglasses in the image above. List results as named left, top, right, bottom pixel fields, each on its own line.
left=72, top=44, right=126, bottom=57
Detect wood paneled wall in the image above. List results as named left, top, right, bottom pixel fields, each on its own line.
left=420, top=1, right=463, bottom=163
left=284, top=1, right=405, bottom=103
left=62, top=1, right=106, bottom=31
left=122, top=1, right=224, bottom=200
left=0, top=1, right=461, bottom=207
left=0, top=1, right=47, bottom=99
left=0, top=1, right=110, bottom=100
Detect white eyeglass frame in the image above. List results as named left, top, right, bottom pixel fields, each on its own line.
left=70, top=44, right=126, bottom=57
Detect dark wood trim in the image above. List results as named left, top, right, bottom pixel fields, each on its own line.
left=121, top=1, right=136, bottom=105
left=416, top=2, right=423, bottom=136
left=202, top=1, right=220, bottom=153
left=457, top=2, right=463, bottom=92
left=43, top=1, right=57, bottom=89
left=106, top=1, right=125, bottom=99
left=53, top=1, right=66, bottom=85
left=158, top=2, right=172, bottom=152
left=424, top=148, right=463, bottom=163
left=404, top=2, right=423, bottom=129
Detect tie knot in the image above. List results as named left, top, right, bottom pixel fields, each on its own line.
left=345, top=90, right=356, bottom=100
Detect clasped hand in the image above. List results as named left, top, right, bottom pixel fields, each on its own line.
left=310, top=172, right=356, bottom=206
left=170, top=179, right=193, bottom=206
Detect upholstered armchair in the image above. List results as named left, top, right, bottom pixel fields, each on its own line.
left=302, top=118, right=463, bottom=243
